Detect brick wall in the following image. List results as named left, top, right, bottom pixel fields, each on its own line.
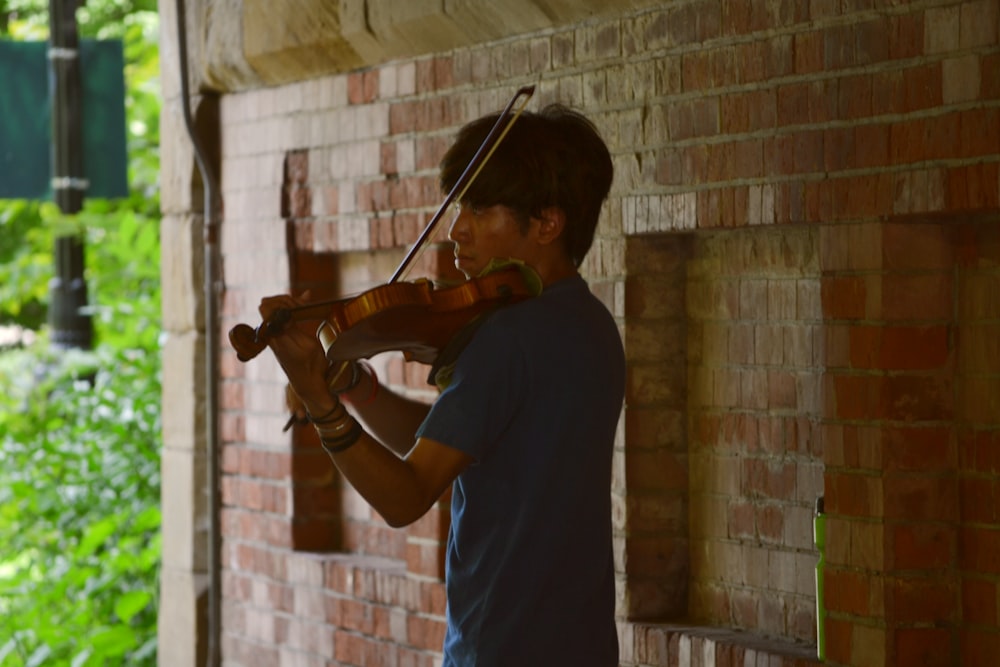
left=160, top=1, right=1000, bottom=665
left=685, top=227, right=823, bottom=641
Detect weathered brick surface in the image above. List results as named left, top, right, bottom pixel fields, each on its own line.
left=160, top=0, right=1000, bottom=664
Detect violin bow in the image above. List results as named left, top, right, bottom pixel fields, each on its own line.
left=235, top=86, right=537, bottom=361
left=389, top=85, right=536, bottom=284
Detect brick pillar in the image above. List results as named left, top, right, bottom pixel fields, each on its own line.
left=619, top=235, right=691, bottom=619
left=819, top=220, right=995, bottom=665
left=952, top=220, right=1000, bottom=664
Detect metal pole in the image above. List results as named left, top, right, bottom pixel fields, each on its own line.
left=47, top=0, right=93, bottom=350
left=176, top=1, right=222, bottom=664
left=48, top=0, right=85, bottom=213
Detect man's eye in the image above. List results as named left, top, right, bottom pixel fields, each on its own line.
left=455, top=202, right=484, bottom=216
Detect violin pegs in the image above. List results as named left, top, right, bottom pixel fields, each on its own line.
left=228, top=323, right=267, bottom=362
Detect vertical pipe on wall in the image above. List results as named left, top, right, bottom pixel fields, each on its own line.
left=175, top=0, right=221, bottom=664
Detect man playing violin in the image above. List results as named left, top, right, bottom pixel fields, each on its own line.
left=260, top=103, right=624, bottom=667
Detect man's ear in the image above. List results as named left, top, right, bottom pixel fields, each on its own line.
left=533, top=207, right=566, bottom=245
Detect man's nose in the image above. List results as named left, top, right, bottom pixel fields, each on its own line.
left=447, top=208, right=468, bottom=242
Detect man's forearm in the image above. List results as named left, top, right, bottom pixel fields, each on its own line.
left=341, top=368, right=432, bottom=457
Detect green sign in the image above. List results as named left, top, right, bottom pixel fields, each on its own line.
left=0, top=39, right=128, bottom=200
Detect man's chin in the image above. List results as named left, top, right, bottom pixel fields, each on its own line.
left=455, top=257, right=477, bottom=277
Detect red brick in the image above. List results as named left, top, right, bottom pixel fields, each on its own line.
left=405, top=540, right=445, bottom=579
left=407, top=614, right=446, bottom=652
left=832, top=175, right=883, bottom=220
left=823, top=23, right=855, bottom=70
left=626, top=536, right=687, bottom=577
left=926, top=113, right=963, bottom=161
left=855, top=18, right=890, bottom=66
left=889, top=577, right=958, bottom=624
left=809, top=79, right=838, bottom=123
left=890, top=523, right=955, bottom=569
left=903, top=63, right=943, bottom=111
left=981, top=52, right=1000, bottom=100
left=873, top=69, right=904, bottom=115
left=895, top=627, right=954, bottom=666
left=389, top=100, right=418, bottom=134
left=824, top=617, right=854, bottom=664
left=961, top=162, right=1000, bottom=209
left=960, top=628, right=1000, bottom=667
left=721, top=0, right=752, bottom=36
left=766, top=135, right=795, bottom=176
left=839, top=73, right=872, bottom=119
left=825, top=568, right=873, bottom=616
left=829, top=469, right=881, bottom=518
left=848, top=325, right=880, bottom=370
left=794, top=30, right=823, bottom=74
left=889, top=13, right=924, bottom=59
left=883, top=222, right=953, bottom=270
left=767, top=370, right=797, bottom=409
left=881, top=373, right=954, bottom=422
left=961, top=578, right=998, bottom=626
left=683, top=50, right=713, bottom=91
left=890, top=118, right=927, bottom=163
left=756, top=504, right=784, bottom=543
left=960, top=108, right=1000, bottom=159
left=730, top=588, right=760, bottom=627
left=854, top=123, right=889, bottom=168
left=824, top=127, right=853, bottom=173
left=884, top=426, right=955, bottom=472
left=794, top=130, right=824, bottom=173
left=879, top=326, right=951, bottom=370
left=822, top=276, right=866, bottom=320
left=777, top=82, right=810, bottom=126
left=885, top=473, right=958, bottom=522
left=959, top=476, right=998, bottom=523
left=961, top=525, right=1000, bottom=574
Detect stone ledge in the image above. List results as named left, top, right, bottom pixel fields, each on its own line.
left=197, top=0, right=666, bottom=91
left=623, top=622, right=822, bottom=667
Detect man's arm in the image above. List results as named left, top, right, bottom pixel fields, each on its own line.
left=338, top=363, right=432, bottom=457
left=255, top=296, right=470, bottom=526
left=323, top=433, right=472, bottom=527
left=305, top=364, right=470, bottom=526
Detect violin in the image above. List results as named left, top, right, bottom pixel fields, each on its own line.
left=228, top=263, right=538, bottom=366
left=228, top=86, right=536, bottom=370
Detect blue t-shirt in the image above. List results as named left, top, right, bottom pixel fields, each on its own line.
left=416, top=275, right=625, bottom=667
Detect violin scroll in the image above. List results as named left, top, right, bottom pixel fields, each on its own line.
left=228, top=307, right=294, bottom=361
left=229, top=323, right=267, bottom=362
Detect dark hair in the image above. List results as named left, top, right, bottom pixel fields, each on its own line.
left=439, top=104, right=613, bottom=267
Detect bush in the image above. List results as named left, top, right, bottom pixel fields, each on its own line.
left=0, top=4, right=162, bottom=663
left=0, top=341, right=161, bottom=666
left=0, top=204, right=162, bottom=667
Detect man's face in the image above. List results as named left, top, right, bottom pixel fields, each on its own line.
left=447, top=203, right=535, bottom=278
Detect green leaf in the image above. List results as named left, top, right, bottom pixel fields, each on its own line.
left=114, top=590, right=152, bottom=623
left=71, top=647, right=94, bottom=667
left=25, top=644, right=52, bottom=667
left=89, top=624, right=138, bottom=657
left=131, top=505, right=161, bottom=532
left=75, top=514, right=120, bottom=558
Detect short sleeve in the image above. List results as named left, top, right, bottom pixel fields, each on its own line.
left=415, top=314, right=525, bottom=462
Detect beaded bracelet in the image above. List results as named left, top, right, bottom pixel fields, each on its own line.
left=318, top=419, right=364, bottom=454
left=326, top=360, right=362, bottom=395
left=343, top=360, right=379, bottom=406
left=306, top=401, right=347, bottom=426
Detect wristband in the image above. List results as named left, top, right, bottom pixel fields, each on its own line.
left=319, top=419, right=364, bottom=454
left=344, top=361, right=379, bottom=406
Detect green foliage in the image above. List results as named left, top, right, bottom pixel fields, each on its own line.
left=0, top=211, right=163, bottom=666
left=0, top=337, right=162, bottom=666
left=1, top=0, right=161, bottom=331
left=0, top=2, right=163, bottom=665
